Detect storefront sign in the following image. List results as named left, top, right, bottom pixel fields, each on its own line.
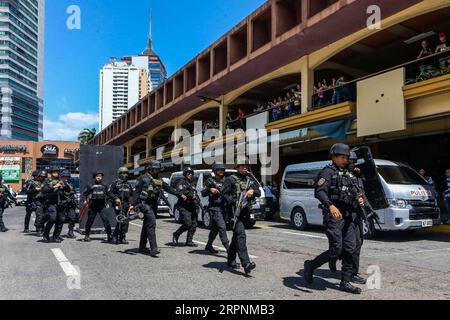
left=41, top=144, right=59, bottom=156
left=0, top=157, right=21, bottom=182
left=0, top=145, right=27, bottom=153
left=64, top=148, right=79, bottom=155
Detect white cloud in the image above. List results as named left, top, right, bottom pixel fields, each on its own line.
left=44, top=112, right=99, bottom=141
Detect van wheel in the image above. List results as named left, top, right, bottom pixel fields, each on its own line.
left=363, top=219, right=377, bottom=239
left=291, top=208, right=307, bottom=230
left=203, top=210, right=212, bottom=230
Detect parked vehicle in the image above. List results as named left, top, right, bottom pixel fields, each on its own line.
left=280, top=154, right=440, bottom=238
left=15, top=191, right=27, bottom=206
left=128, top=179, right=171, bottom=216
left=166, top=170, right=267, bottom=229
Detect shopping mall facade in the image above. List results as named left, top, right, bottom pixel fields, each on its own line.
left=91, top=0, right=450, bottom=189
left=0, top=141, right=80, bottom=191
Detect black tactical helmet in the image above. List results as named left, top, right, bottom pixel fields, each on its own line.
left=61, top=170, right=71, bottom=178
left=32, top=170, right=39, bottom=177
left=93, top=171, right=104, bottom=178
left=49, top=166, right=60, bottom=173
left=329, top=143, right=351, bottom=158
left=349, top=151, right=358, bottom=162
left=39, top=170, right=47, bottom=178
left=212, top=163, right=225, bottom=172
left=183, top=167, right=194, bottom=177
left=146, top=160, right=161, bottom=171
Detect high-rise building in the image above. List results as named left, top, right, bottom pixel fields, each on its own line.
left=0, top=0, right=45, bottom=141
left=123, top=13, right=167, bottom=91
left=98, top=59, right=141, bottom=130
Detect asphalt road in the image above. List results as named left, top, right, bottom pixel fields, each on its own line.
left=0, top=206, right=449, bottom=300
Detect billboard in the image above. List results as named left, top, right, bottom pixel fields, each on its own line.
left=0, top=157, right=21, bottom=182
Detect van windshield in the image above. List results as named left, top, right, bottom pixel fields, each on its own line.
left=377, top=165, right=427, bottom=185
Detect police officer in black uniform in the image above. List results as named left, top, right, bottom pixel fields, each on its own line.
left=24, top=170, right=40, bottom=233
left=173, top=167, right=198, bottom=247
left=109, top=167, right=134, bottom=245
left=135, top=161, right=178, bottom=257
left=42, top=167, right=69, bottom=243
left=59, top=170, right=78, bottom=239
left=226, top=164, right=259, bottom=274
left=347, top=151, right=371, bottom=284
left=202, top=163, right=230, bottom=254
left=0, top=174, right=15, bottom=233
left=34, top=170, right=48, bottom=236
left=82, top=171, right=113, bottom=243
left=303, top=144, right=363, bottom=294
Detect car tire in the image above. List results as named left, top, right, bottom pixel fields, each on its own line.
left=203, top=210, right=212, bottom=230
left=363, top=219, right=377, bottom=239
left=291, top=208, right=307, bottom=230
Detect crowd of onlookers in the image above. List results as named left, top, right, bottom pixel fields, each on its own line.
left=417, top=32, right=450, bottom=62
left=419, top=168, right=450, bottom=224
left=313, top=76, right=355, bottom=108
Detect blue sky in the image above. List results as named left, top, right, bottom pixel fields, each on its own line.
left=44, top=0, right=266, bottom=140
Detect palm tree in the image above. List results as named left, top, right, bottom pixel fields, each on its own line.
left=78, top=128, right=96, bottom=145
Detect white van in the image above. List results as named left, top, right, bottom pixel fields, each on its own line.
left=280, top=159, right=440, bottom=238
left=166, top=170, right=267, bottom=229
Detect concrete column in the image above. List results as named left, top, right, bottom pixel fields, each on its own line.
left=300, top=55, right=314, bottom=113
left=126, top=144, right=131, bottom=164
left=219, top=100, right=228, bottom=134
left=146, top=135, right=152, bottom=158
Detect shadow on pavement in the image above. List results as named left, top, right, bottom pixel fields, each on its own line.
left=202, top=261, right=252, bottom=278
left=283, top=270, right=340, bottom=293
left=189, top=249, right=227, bottom=259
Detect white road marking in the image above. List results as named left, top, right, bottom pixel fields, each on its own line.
left=283, top=231, right=328, bottom=240
left=364, top=248, right=450, bottom=258
left=130, top=222, right=258, bottom=259
left=51, top=248, right=78, bottom=277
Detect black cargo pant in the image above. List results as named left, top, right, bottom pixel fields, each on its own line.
left=174, top=203, right=198, bottom=243
left=85, top=205, right=112, bottom=237
left=0, top=205, right=5, bottom=229
left=139, top=202, right=158, bottom=252
left=228, top=210, right=251, bottom=266
left=34, top=202, right=46, bottom=231
left=43, top=204, right=66, bottom=238
left=310, top=210, right=357, bottom=282
left=353, top=217, right=364, bottom=276
left=24, top=200, right=36, bottom=230
left=113, top=205, right=130, bottom=240
left=65, top=204, right=78, bottom=232
left=207, top=208, right=230, bottom=250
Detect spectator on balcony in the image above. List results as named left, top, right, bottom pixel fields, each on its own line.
left=237, top=107, right=246, bottom=129
left=435, top=32, right=449, bottom=53
left=419, top=169, right=434, bottom=185
left=285, top=92, right=295, bottom=116
left=337, top=76, right=351, bottom=102
left=322, top=79, right=332, bottom=105
left=314, top=82, right=325, bottom=107
left=436, top=32, right=450, bottom=67
left=291, top=88, right=301, bottom=113
left=331, top=77, right=340, bottom=105
left=417, top=39, right=433, bottom=59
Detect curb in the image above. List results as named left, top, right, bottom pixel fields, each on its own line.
left=425, top=224, right=450, bottom=234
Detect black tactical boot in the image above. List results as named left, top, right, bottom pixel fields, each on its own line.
left=23, top=228, right=30, bottom=233
left=0, top=227, right=8, bottom=233
left=121, top=236, right=129, bottom=245
left=83, top=234, right=92, bottom=242
left=205, top=244, right=219, bottom=254
left=243, top=262, right=256, bottom=275
left=53, top=236, right=62, bottom=244
left=339, top=281, right=362, bottom=294
left=42, top=234, right=50, bottom=242
left=303, top=260, right=314, bottom=285
left=172, top=232, right=179, bottom=245
left=351, top=274, right=367, bottom=285
left=227, top=260, right=239, bottom=270
left=329, top=259, right=337, bottom=273
left=36, top=228, right=43, bottom=237
left=149, top=250, right=160, bottom=258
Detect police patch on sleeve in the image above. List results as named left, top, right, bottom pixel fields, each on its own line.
left=317, top=178, right=326, bottom=186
